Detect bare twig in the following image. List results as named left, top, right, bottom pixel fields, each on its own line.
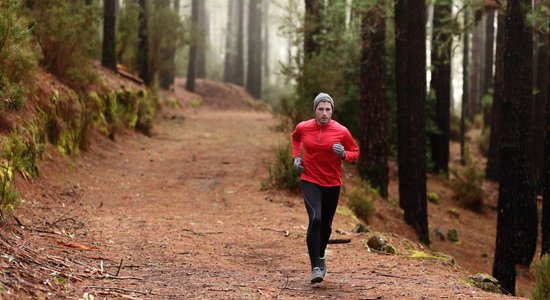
left=85, top=285, right=149, bottom=295
left=261, top=227, right=290, bottom=237
left=116, top=259, right=123, bottom=276
left=328, top=238, right=351, bottom=244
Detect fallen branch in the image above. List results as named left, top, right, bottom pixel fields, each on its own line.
left=328, top=238, right=351, bottom=244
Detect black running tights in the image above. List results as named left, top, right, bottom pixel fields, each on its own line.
left=301, top=180, right=340, bottom=269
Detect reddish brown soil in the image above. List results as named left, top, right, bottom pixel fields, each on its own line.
left=2, top=77, right=533, bottom=299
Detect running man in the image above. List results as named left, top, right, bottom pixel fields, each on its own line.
left=291, top=92, right=360, bottom=283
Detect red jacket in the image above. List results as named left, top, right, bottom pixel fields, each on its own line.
left=291, top=119, right=359, bottom=187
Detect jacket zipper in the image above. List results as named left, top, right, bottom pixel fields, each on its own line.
left=317, top=127, right=322, bottom=144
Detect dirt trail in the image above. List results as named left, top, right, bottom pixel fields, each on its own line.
left=15, top=93, right=526, bottom=299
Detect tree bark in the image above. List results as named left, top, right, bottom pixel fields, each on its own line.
left=429, top=0, right=452, bottom=174
left=186, top=0, right=199, bottom=92
left=534, top=0, right=549, bottom=193
left=358, top=2, right=389, bottom=198
left=246, top=0, right=262, bottom=99
left=460, top=9, right=469, bottom=165
left=493, top=0, right=536, bottom=294
left=137, top=0, right=150, bottom=85
left=223, top=0, right=237, bottom=83
left=395, top=0, right=429, bottom=244
left=102, top=0, right=117, bottom=72
left=196, top=0, right=207, bottom=78
left=234, top=0, right=245, bottom=86
left=483, top=9, right=495, bottom=125
left=543, top=4, right=550, bottom=255
left=486, top=9, right=505, bottom=181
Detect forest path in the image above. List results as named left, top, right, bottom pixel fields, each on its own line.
left=19, top=99, right=524, bottom=299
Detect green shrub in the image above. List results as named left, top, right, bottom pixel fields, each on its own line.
left=31, top=0, right=101, bottom=89
left=0, top=0, right=37, bottom=111
left=0, top=160, right=18, bottom=222
left=451, top=152, right=485, bottom=212
left=346, top=181, right=377, bottom=224
left=1, top=132, right=38, bottom=179
left=531, top=254, right=550, bottom=300
left=265, top=142, right=301, bottom=193
left=135, top=91, right=157, bottom=136
left=478, top=127, right=490, bottom=157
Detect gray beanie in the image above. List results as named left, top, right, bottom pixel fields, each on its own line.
left=313, top=92, right=334, bottom=111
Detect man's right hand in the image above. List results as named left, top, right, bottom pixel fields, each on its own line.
left=293, top=157, right=304, bottom=173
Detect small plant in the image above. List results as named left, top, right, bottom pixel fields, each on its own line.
left=346, top=181, right=377, bottom=224
left=0, top=160, right=18, bottom=222
left=451, top=149, right=485, bottom=212
left=427, top=192, right=440, bottom=204
left=478, top=127, right=490, bottom=157
left=265, top=142, right=301, bottom=193
left=531, top=254, right=550, bottom=300
left=1, top=132, right=38, bottom=179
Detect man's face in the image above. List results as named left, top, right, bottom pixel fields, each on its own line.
left=315, top=101, right=333, bottom=126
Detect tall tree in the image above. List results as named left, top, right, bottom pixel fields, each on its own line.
left=304, top=0, right=322, bottom=59
left=534, top=0, right=549, bottom=193
left=469, top=14, right=483, bottom=120
left=196, top=0, right=207, bottom=78
left=301, top=0, right=323, bottom=104
left=429, top=0, right=452, bottom=174
left=486, top=8, right=505, bottom=181
left=492, top=0, right=536, bottom=294
left=137, top=0, right=150, bottom=85
left=102, top=0, right=117, bottom=72
left=358, top=2, right=388, bottom=198
left=158, top=0, right=180, bottom=89
left=482, top=8, right=496, bottom=125
left=543, top=10, right=550, bottom=255
left=235, top=0, right=245, bottom=85
left=460, top=9, right=470, bottom=165
left=223, top=0, right=237, bottom=83
left=262, top=0, right=270, bottom=81
left=395, top=0, right=429, bottom=244
left=246, top=0, right=262, bottom=99
left=186, top=0, right=199, bottom=92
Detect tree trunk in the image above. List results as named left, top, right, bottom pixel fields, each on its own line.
left=234, top=0, right=245, bottom=86
left=246, top=0, right=262, bottom=99
left=102, top=0, right=117, bottom=72
left=196, top=0, right=207, bottom=78
left=223, top=0, right=237, bottom=83
left=186, top=0, right=199, bottom=92
left=483, top=9, right=495, bottom=125
left=358, top=2, right=388, bottom=198
left=25, top=0, right=34, bottom=8
left=137, top=0, right=150, bottom=85
left=429, top=0, right=452, bottom=174
left=534, top=0, right=549, bottom=194
left=493, top=0, right=536, bottom=294
left=469, top=16, right=483, bottom=120
left=304, top=0, right=322, bottom=59
left=543, top=5, right=550, bottom=255
left=159, top=0, right=180, bottom=89
left=395, top=0, right=429, bottom=244
left=262, top=0, right=269, bottom=82
left=86, top=0, right=93, bottom=5
left=460, top=9, right=469, bottom=165
left=486, top=9, right=505, bottom=181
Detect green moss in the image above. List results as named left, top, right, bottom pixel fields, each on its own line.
left=428, top=192, right=440, bottom=204
left=409, top=250, right=455, bottom=265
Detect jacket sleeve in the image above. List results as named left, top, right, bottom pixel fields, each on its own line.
left=291, top=123, right=303, bottom=158
left=342, top=129, right=359, bottom=162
